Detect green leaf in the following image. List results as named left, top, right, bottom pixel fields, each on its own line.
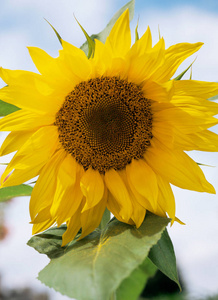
left=98, top=207, right=111, bottom=230
left=197, top=162, right=214, bottom=167
left=27, top=225, right=69, bottom=259
left=158, top=25, right=161, bottom=40
left=116, top=258, right=157, bottom=300
left=208, top=94, right=218, bottom=101
left=135, top=20, right=139, bottom=42
left=148, top=229, right=181, bottom=290
left=44, top=18, right=62, bottom=45
left=75, top=16, right=95, bottom=58
left=28, top=213, right=169, bottom=300
left=189, top=65, right=193, bottom=80
left=139, top=294, right=185, bottom=300
left=0, top=99, right=20, bottom=116
left=174, top=58, right=196, bottom=81
left=0, top=184, right=33, bottom=202
left=80, top=0, right=135, bottom=56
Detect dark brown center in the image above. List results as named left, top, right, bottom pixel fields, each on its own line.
left=55, top=76, right=153, bottom=173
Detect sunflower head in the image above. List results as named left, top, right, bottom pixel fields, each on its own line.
left=55, top=76, right=153, bottom=173
left=0, top=9, right=218, bottom=246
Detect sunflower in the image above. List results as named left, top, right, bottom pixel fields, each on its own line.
left=0, top=9, right=218, bottom=246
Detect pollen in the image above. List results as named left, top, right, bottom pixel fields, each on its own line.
left=55, top=76, right=153, bottom=173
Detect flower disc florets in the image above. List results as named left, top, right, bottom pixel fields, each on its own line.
left=55, top=76, right=153, bottom=173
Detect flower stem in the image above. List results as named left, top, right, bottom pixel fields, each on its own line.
left=99, top=208, right=111, bottom=230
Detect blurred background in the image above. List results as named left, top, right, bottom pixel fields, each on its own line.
left=0, top=1, right=218, bottom=299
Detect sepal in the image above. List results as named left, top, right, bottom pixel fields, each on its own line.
left=0, top=99, right=19, bottom=116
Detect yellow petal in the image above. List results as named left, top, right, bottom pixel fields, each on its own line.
left=28, top=46, right=61, bottom=77
left=62, top=208, right=82, bottom=246
left=174, top=80, right=218, bottom=99
left=31, top=206, right=51, bottom=224
left=145, top=139, right=215, bottom=194
left=155, top=204, right=167, bottom=218
left=32, top=219, right=55, bottom=235
left=105, top=57, right=128, bottom=79
left=175, top=217, right=185, bottom=225
left=55, top=181, right=83, bottom=226
left=107, top=190, right=131, bottom=224
left=1, top=126, right=59, bottom=187
left=0, top=110, right=54, bottom=132
left=129, top=26, right=152, bottom=57
left=125, top=172, right=154, bottom=213
left=50, top=154, right=77, bottom=216
left=61, top=40, right=88, bottom=57
left=0, top=67, right=40, bottom=85
left=154, top=107, right=218, bottom=134
left=1, top=166, right=45, bottom=188
left=142, top=80, right=174, bottom=103
left=28, top=45, right=79, bottom=85
left=29, top=149, right=66, bottom=220
left=50, top=155, right=84, bottom=225
left=0, top=130, right=34, bottom=156
left=171, top=95, right=218, bottom=116
left=171, top=127, right=218, bottom=151
left=92, top=39, right=112, bottom=76
left=80, top=168, right=104, bottom=212
left=152, top=121, right=174, bottom=148
left=104, top=168, right=132, bottom=220
left=153, top=42, right=203, bottom=82
left=129, top=203, right=146, bottom=228
left=105, top=9, right=131, bottom=57
left=28, top=46, right=88, bottom=100
left=56, top=154, right=77, bottom=188
left=127, top=38, right=165, bottom=85
left=147, top=37, right=165, bottom=74
left=0, top=68, right=60, bottom=114
left=8, top=126, right=58, bottom=169
left=156, top=174, right=175, bottom=220
left=61, top=40, right=92, bottom=80
left=119, top=170, right=146, bottom=228
left=79, top=195, right=107, bottom=240
left=188, top=130, right=218, bottom=151
left=126, top=159, right=158, bottom=211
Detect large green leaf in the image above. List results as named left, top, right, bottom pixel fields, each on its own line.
left=27, top=225, right=68, bottom=259
left=148, top=229, right=181, bottom=289
left=0, top=99, right=19, bottom=116
left=28, top=213, right=169, bottom=300
left=116, top=258, right=157, bottom=300
left=139, top=294, right=185, bottom=300
left=80, top=0, right=135, bottom=56
left=0, top=184, right=33, bottom=202
left=98, top=207, right=111, bottom=230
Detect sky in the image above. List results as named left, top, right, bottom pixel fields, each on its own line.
left=0, top=1, right=218, bottom=299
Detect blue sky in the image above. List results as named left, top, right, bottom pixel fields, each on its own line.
left=1, top=0, right=218, bottom=81
left=0, top=1, right=218, bottom=299
left=137, top=0, right=218, bottom=12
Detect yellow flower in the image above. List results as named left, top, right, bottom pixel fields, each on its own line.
left=0, top=9, right=218, bottom=246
